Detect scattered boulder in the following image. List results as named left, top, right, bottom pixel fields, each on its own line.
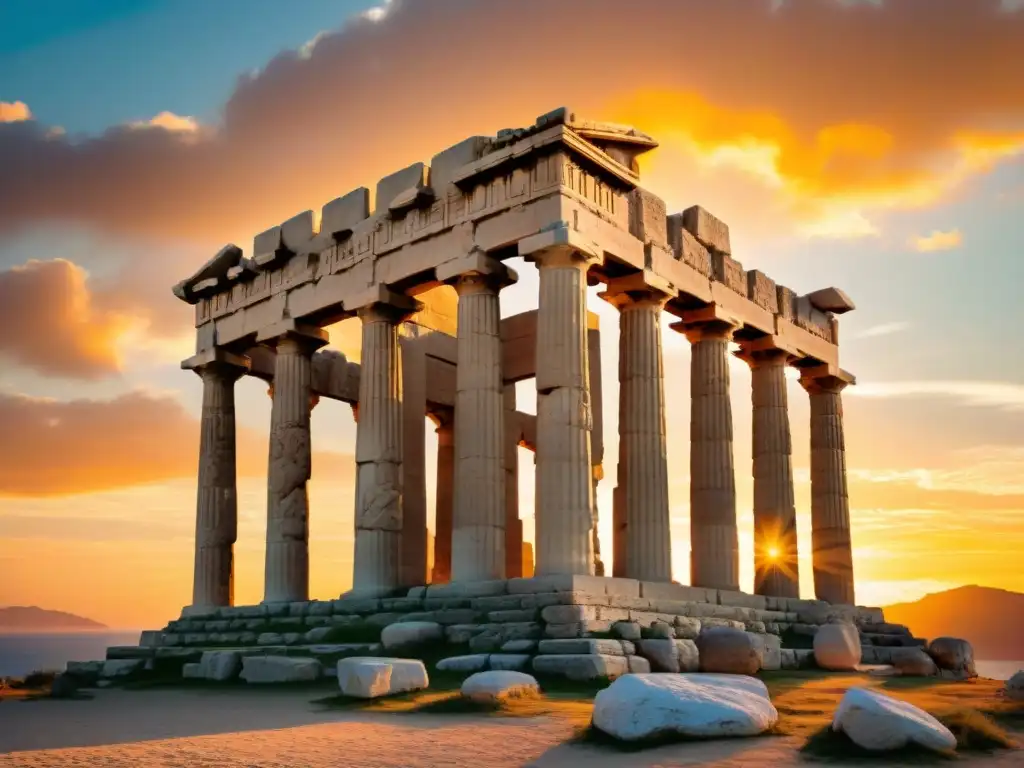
left=832, top=687, right=957, bottom=753
left=240, top=656, right=321, bottom=684
left=592, top=673, right=778, bottom=742
left=199, top=650, right=242, bottom=681
left=753, top=633, right=782, bottom=671
left=337, top=657, right=428, bottom=699
left=436, top=655, right=489, bottom=672
left=1005, top=670, right=1024, bottom=701
left=697, top=627, right=761, bottom=675
left=813, top=623, right=861, bottom=671
left=461, top=671, right=540, bottom=704
left=381, top=621, right=443, bottom=650
left=890, top=648, right=937, bottom=677
left=926, top=637, right=976, bottom=679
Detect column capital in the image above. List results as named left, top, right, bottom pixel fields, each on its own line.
left=256, top=320, right=329, bottom=352
left=427, top=407, right=455, bottom=434
left=517, top=225, right=601, bottom=268
left=436, top=252, right=518, bottom=295
left=598, top=269, right=676, bottom=311
left=350, top=285, right=421, bottom=324
left=182, top=348, right=250, bottom=379
left=671, top=319, right=738, bottom=344
left=799, top=363, right=856, bottom=394
left=733, top=334, right=802, bottom=368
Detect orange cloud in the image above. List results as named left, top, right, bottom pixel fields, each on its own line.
left=908, top=228, right=964, bottom=252
left=129, top=111, right=200, bottom=135
left=0, top=0, right=1020, bottom=245
left=0, top=101, right=31, bottom=123
left=0, top=390, right=354, bottom=496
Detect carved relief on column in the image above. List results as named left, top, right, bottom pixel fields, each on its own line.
left=429, top=408, right=455, bottom=584
left=443, top=259, right=516, bottom=582
left=186, top=349, right=249, bottom=608
left=801, top=368, right=856, bottom=605
left=352, top=294, right=419, bottom=594
left=529, top=245, right=597, bottom=576
left=600, top=273, right=675, bottom=583
left=260, top=324, right=328, bottom=604
left=737, top=345, right=800, bottom=598
left=680, top=320, right=740, bottom=591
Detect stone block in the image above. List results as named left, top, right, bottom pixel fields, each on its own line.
left=321, top=188, right=370, bottom=238
left=596, top=606, right=631, bottom=622
left=682, top=205, right=731, bottom=254
left=182, top=662, right=202, bottom=679
left=425, top=580, right=507, bottom=600
left=472, top=595, right=524, bottom=612
left=501, top=639, right=537, bottom=653
left=364, top=612, right=405, bottom=628
left=628, top=188, right=668, bottom=248
left=445, top=624, right=485, bottom=644
left=437, top=655, right=490, bottom=672
left=508, top=575, right=638, bottom=598
left=541, top=605, right=596, bottom=624
left=630, top=611, right=677, bottom=627
left=544, top=622, right=584, bottom=639
left=488, top=654, right=532, bottom=672
left=280, top=210, right=317, bottom=252
left=746, top=270, right=779, bottom=313
left=337, top=657, right=427, bottom=698
left=639, top=582, right=716, bottom=604
left=673, top=617, right=702, bottom=640
left=138, top=631, right=164, bottom=648
left=102, top=659, right=145, bottom=678
left=667, top=217, right=714, bottom=278
left=538, top=639, right=632, bottom=657
left=241, top=656, right=321, bottom=683
left=376, top=162, right=427, bottom=213
left=106, top=646, right=154, bottom=660
left=745, top=621, right=767, bottom=634
left=488, top=609, right=537, bottom=623
left=332, top=597, right=381, bottom=615
left=711, top=252, right=746, bottom=294
left=532, top=654, right=628, bottom=682
left=500, top=622, right=543, bottom=641
left=380, top=597, right=426, bottom=612
left=470, top=628, right=504, bottom=653
left=199, top=651, right=242, bottom=681
left=429, top=136, right=491, bottom=192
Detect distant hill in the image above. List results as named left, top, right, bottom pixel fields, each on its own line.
left=0, top=606, right=107, bottom=632
left=884, top=585, right=1023, bottom=661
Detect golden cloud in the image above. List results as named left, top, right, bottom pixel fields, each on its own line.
left=0, top=101, right=31, bottom=123
left=0, top=0, right=1019, bottom=245
left=129, top=111, right=200, bottom=134
left=909, top=228, right=964, bottom=253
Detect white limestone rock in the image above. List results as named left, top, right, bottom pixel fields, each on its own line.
left=436, top=654, right=490, bottom=672
left=592, top=674, right=778, bottom=742
left=336, top=657, right=428, bottom=699
left=813, top=623, right=861, bottom=671
left=461, top=671, right=540, bottom=704
left=637, top=639, right=699, bottom=673
left=102, top=659, right=144, bottom=678
left=832, top=687, right=957, bottom=753
left=532, top=654, right=628, bottom=681
left=199, top=650, right=242, bottom=681
left=753, top=633, right=782, bottom=671
left=696, top=627, right=761, bottom=675
left=927, top=637, right=977, bottom=679
left=240, top=656, right=321, bottom=684
left=1005, top=670, right=1024, bottom=700
left=381, top=621, right=443, bottom=650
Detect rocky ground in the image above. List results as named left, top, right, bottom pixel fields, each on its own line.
left=0, top=671, right=1020, bottom=766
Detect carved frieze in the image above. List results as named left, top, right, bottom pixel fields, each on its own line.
left=746, top=270, right=778, bottom=314
left=712, top=252, right=747, bottom=295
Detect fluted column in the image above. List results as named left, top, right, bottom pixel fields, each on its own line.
left=448, top=265, right=515, bottom=581
left=430, top=409, right=455, bottom=584
left=352, top=301, right=414, bottom=593
left=684, top=322, right=740, bottom=591
left=532, top=246, right=596, bottom=576
left=187, top=350, right=248, bottom=608
left=801, top=370, right=856, bottom=605
left=600, top=274, right=675, bottom=583
left=262, top=326, right=327, bottom=603
left=740, top=348, right=799, bottom=597
left=503, top=385, right=524, bottom=578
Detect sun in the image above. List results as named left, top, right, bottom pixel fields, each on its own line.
left=767, top=546, right=781, bottom=561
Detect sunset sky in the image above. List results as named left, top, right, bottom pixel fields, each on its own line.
left=1, top=0, right=1022, bottom=629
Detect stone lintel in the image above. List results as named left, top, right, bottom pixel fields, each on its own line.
left=733, top=335, right=802, bottom=365
left=517, top=225, right=601, bottom=263
left=181, top=348, right=250, bottom=374
left=252, top=225, right=289, bottom=269
left=255, top=320, right=329, bottom=349
left=598, top=269, right=677, bottom=309
left=669, top=305, right=742, bottom=341
left=321, top=187, right=371, bottom=240
left=436, top=252, right=518, bottom=288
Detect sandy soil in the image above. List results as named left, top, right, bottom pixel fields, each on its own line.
left=0, top=685, right=1019, bottom=767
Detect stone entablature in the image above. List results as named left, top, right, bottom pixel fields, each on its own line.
left=174, top=108, right=851, bottom=369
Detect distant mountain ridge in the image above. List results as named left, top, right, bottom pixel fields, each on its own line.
left=884, top=585, right=1023, bottom=661
left=0, top=606, right=107, bottom=631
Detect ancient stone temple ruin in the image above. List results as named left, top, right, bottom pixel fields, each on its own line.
left=95, top=109, right=925, bottom=683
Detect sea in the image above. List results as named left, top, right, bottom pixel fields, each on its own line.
left=0, top=632, right=1020, bottom=681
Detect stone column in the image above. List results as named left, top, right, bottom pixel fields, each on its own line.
left=683, top=321, right=740, bottom=591
left=801, top=369, right=856, bottom=605
left=503, top=385, right=524, bottom=579
left=443, top=260, right=516, bottom=582
left=352, top=297, right=417, bottom=593
left=186, top=350, right=249, bottom=608
left=531, top=246, right=596, bottom=576
left=430, top=409, right=455, bottom=584
left=260, top=324, right=327, bottom=604
left=601, top=275, right=674, bottom=582
left=739, top=347, right=800, bottom=598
